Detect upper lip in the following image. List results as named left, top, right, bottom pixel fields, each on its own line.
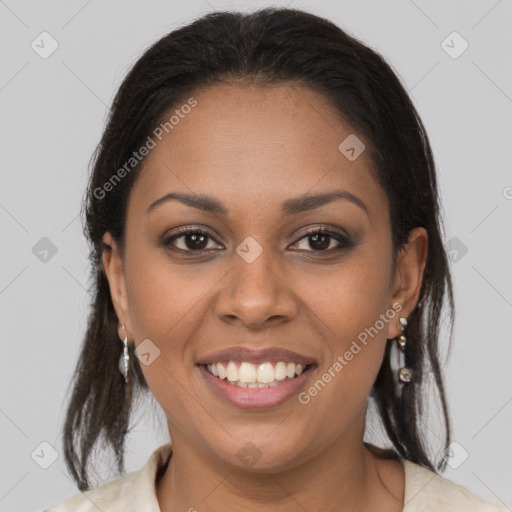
left=196, top=346, right=317, bottom=366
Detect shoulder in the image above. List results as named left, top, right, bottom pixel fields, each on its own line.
left=401, top=458, right=507, bottom=512
left=41, top=443, right=173, bottom=512
left=42, top=475, right=133, bottom=512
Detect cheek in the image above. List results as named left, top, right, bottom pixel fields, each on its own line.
left=299, top=251, right=392, bottom=342
left=123, top=254, right=209, bottom=421
left=296, top=264, right=391, bottom=440
left=124, top=248, right=212, bottom=342
left=121, top=252, right=202, bottom=394
left=295, top=250, right=392, bottom=398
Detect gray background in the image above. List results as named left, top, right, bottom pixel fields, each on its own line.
left=0, top=1, right=511, bottom=510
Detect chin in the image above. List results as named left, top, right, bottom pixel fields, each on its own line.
left=207, top=430, right=308, bottom=473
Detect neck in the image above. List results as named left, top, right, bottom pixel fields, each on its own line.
left=156, top=420, right=404, bottom=511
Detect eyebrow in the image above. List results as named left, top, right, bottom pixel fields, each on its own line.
left=146, top=190, right=369, bottom=216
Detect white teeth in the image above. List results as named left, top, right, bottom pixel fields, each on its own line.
left=226, top=361, right=238, bottom=382
left=257, top=362, right=275, bottom=383
left=217, top=363, right=227, bottom=380
left=275, top=362, right=287, bottom=381
left=239, top=362, right=257, bottom=383
left=205, top=361, right=309, bottom=385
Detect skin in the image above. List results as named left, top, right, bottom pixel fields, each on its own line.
left=102, top=83, right=427, bottom=512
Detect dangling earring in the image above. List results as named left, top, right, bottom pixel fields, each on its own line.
left=118, top=324, right=130, bottom=385
left=396, top=316, right=413, bottom=383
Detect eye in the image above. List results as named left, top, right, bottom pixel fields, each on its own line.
left=161, top=227, right=223, bottom=252
left=289, top=227, right=353, bottom=253
left=161, top=225, right=354, bottom=255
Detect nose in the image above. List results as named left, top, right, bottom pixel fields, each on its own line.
left=213, top=246, right=299, bottom=330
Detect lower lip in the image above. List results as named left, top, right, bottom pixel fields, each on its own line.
left=197, top=364, right=315, bottom=410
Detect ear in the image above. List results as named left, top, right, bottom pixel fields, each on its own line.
left=386, top=227, right=428, bottom=340
left=102, top=232, right=132, bottom=341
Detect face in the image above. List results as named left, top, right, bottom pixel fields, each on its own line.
left=103, top=83, right=427, bottom=472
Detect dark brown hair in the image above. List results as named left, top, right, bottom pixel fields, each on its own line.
left=63, top=7, right=455, bottom=490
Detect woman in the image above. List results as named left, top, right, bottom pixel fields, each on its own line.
left=44, top=7, right=506, bottom=511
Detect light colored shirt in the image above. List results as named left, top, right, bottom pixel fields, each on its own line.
left=42, top=442, right=507, bottom=511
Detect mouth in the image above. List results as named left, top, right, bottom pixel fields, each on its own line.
left=202, top=361, right=314, bottom=388
left=195, top=347, right=318, bottom=410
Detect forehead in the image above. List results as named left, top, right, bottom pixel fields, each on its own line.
left=129, top=83, right=387, bottom=223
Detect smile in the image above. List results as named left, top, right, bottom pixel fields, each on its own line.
left=204, top=361, right=308, bottom=388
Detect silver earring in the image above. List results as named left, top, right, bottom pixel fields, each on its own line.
left=396, top=316, right=413, bottom=383
left=118, top=324, right=130, bottom=384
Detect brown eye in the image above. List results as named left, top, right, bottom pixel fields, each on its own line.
left=162, top=229, right=223, bottom=252
left=290, top=228, right=353, bottom=253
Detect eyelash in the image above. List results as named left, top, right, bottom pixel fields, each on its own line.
left=160, top=225, right=354, bottom=255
